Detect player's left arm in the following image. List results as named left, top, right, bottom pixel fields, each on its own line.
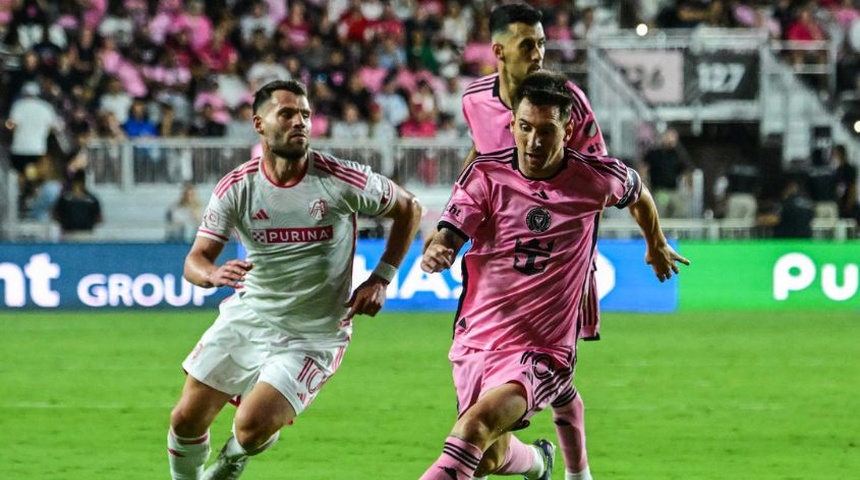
left=627, top=185, right=691, bottom=282
left=346, top=183, right=422, bottom=318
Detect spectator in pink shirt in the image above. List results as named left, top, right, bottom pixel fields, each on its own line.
left=197, top=25, right=239, bottom=73
left=358, top=50, right=389, bottom=93
left=276, top=2, right=312, bottom=52
left=399, top=107, right=437, bottom=138
left=173, top=0, right=212, bottom=52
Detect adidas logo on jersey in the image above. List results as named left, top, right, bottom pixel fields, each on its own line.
left=252, top=209, right=270, bottom=220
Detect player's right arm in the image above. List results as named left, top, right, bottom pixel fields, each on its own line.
left=421, top=227, right=467, bottom=273
left=184, top=236, right=252, bottom=288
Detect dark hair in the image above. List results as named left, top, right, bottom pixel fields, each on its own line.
left=513, top=70, right=573, bottom=121
left=489, top=3, right=543, bottom=36
left=253, top=80, right=308, bottom=113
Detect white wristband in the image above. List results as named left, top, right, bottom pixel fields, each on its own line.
left=372, top=261, right=398, bottom=283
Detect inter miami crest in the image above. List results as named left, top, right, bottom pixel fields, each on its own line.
left=525, top=207, right=551, bottom=233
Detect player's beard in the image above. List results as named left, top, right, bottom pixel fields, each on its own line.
left=270, top=134, right=309, bottom=161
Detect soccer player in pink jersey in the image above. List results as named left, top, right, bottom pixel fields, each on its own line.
left=456, top=4, right=607, bottom=479
left=419, top=71, right=688, bottom=480
left=165, top=80, right=422, bottom=480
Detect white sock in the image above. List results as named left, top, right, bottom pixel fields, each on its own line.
left=472, top=477, right=488, bottom=480
left=566, top=465, right=593, bottom=480
left=167, top=428, right=211, bottom=480
left=524, top=445, right=545, bottom=480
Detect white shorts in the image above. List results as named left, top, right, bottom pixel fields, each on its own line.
left=182, top=295, right=350, bottom=415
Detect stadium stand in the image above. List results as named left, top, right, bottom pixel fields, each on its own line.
left=0, top=0, right=858, bottom=241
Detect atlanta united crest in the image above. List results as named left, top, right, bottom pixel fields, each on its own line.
left=309, top=199, right=327, bottom=220
left=525, top=207, right=551, bottom=233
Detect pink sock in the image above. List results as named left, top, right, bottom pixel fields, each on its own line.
left=495, top=435, right=537, bottom=474
left=552, top=387, right=588, bottom=472
left=419, top=436, right=483, bottom=480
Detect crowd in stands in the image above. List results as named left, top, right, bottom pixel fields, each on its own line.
left=1, top=0, right=859, bottom=236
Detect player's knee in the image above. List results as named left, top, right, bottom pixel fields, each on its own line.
left=170, top=403, right=206, bottom=437
left=233, top=412, right=280, bottom=453
left=452, top=415, right=494, bottom=448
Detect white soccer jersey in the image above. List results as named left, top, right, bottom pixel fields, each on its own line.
left=198, top=151, right=396, bottom=335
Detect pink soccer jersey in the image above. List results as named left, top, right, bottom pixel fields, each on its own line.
left=462, top=72, right=608, bottom=340
left=438, top=148, right=641, bottom=351
left=462, top=73, right=606, bottom=156
left=198, top=152, right=396, bottom=334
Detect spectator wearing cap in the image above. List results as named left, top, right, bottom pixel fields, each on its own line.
left=5, top=81, right=62, bottom=216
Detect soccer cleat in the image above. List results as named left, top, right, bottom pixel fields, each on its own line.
left=201, top=441, right=249, bottom=480
left=530, top=438, right=555, bottom=480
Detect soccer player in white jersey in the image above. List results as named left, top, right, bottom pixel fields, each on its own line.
left=418, top=71, right=688, bottom=480
left=165, top=79, right=422, bottom=480
left=445, top=4, right=608, bottom=479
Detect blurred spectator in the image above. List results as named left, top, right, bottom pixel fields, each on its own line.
left=194, top=78, right=231, bottom=125
left=158, top=102, right=185, bottom=137
left=98, top=2, right=135, bottom=48
left=461, top=16, right=495, bottom=76
left=375, top=33, right=407, bottom=70
left=123, top=98, right=159, bottom=138
left=23, top=155, right=63, bottom=222
left=399, top=107, right=437, bottom=138
left=173, top=0, right=212, bottom=52
left=189, top=103, right=226, bottom=137
left=357, top=50, right=388, bottom=93
left=215, top=59, right=252, bottom=111
left=832, top=144, right=859, bottom=219
left=330, top=102, right=370, bottom=140
left=435, top=73, right=466, bottom=132
left=299, top=33, right=333, bottom=73
left=224, top=102, right=257, bottom=144
left=276, top=1, right=312, bottom=52
left=435, top=111, right=459, bottom=141
left=53, top=170, right=103, bottom=241
left=99, top=76, right=134, bottom=124
left=337, top=0, right=372, bottom=45
left=5, top=81, right=61, bottom=215
left=783, top=4, right=828, bottom=72
left=440, top=0, right=472, bottom=48
left=641, top=127, right=694, bottom=218
left=4, top=50, right=41, bottom=106
left=370, top=2, right=406, bottom=44
left=546, top=8, right=576, bottom=63
left=367, top=101, right=397, bottom=143
left=374, top=74, right=410, bottom=127
left=246, top=51, right=290, bottom=92
left=197, top=25, right=239, bottom=74
left=165, top=181, right=202, bottom=243
left=342, top=71, right=374, bottom=119
left=239, top=1, right=276, bottom=47
left=406, top=28, right=439, bottom=74
left=757, top=179, right=815, bottom=238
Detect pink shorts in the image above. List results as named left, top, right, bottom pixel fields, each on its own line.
left=449, top=342, right=575, bottom=429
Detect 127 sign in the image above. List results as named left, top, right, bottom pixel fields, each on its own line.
left=694, top=53, right=758, bottom=101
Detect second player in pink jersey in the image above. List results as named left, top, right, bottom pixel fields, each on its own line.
left=419, top=71, right=688, bottom=480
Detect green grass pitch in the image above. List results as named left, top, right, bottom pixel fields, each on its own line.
left=1, top=310, right=857, bottom=479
